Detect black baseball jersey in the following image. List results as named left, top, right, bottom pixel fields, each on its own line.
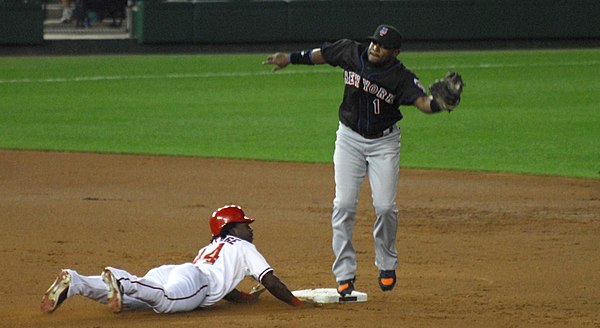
left=321, top=39, right=427, bottom=138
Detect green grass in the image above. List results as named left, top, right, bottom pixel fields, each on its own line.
left=0, top=49, right=598, bottom=179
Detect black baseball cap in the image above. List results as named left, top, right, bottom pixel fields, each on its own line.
left=367, top=24, right=402, bottom=50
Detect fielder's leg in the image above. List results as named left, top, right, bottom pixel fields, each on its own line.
left=331, top=123, right=367, bottom=289
left=366, top=127, right=400, bottom=291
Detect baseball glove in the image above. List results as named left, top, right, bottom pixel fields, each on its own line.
left=429, top=71, right=465, bottom=112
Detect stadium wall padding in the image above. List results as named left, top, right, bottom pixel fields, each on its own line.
left=2, top=0, right=598, bottom=45
left=134, top=0, right=600, bottom=44
left=0, top=0, right=43, bottom=45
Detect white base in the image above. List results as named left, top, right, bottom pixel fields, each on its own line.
left=292, top=288, right=367, bottom=304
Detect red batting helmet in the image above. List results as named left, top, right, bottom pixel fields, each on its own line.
left=210, top=205, right=254, bottom=236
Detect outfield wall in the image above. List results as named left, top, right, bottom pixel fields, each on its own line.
left=1, top=0, right=599, bottom=45
left=134, top=0, right=600, bottom=44
left=0, top=0, right=43, bottom=45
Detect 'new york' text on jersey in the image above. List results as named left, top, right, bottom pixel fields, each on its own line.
left=344, top=71, right=397, bottom=105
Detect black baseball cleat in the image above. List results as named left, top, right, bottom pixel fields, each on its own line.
left=378, top=270, right=396, bottom=291
left=40, top=270, right=71, bottom=313
left=336, top=278, right=355, bottom=297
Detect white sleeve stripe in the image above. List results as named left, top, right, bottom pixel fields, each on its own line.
left=258, top=267, right=274, bottom=282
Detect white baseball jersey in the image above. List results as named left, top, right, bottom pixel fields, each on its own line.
left=193, top=235, right=273, bottom=307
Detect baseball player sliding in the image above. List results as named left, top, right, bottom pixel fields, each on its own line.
left=264, top=24, right=464, bottom=296
left=41, top=205, right=306, bottom=314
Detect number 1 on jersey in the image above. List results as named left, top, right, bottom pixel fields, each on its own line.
left=373, top=98, right=381, bottom=115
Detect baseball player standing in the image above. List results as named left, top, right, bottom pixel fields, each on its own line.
left=41, top=205, right=305, bottom=314
left=264, top=24, right=464, bottom=296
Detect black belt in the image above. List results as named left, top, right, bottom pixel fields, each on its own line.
left=361, top=126, right=394, bottom=139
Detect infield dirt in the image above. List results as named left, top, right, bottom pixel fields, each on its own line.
left=1, top=150, right=599, bottom=327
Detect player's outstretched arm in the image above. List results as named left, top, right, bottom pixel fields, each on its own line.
left=263, top=52, right=291, bottom=72
left=263, top=49, right=324, bottom=72
left=260, top=271, right=304, bottom=306
left=223, top=283, right=268, bottom=304
left=413, top=95, right=437, bottom=114
left=223, top=288, right=260, bottom=303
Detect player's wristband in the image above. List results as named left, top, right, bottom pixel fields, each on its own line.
left=289, top=50, right=314, bottom=65
left=430, top=97, right=442, bottom=113
left=240, top=292, right=254, bottom=302
left=290, top=296, right=303, bottom=306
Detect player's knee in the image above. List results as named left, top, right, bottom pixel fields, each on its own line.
left=332, top=203, right=357, bottom=216
left=374, top=205, right=398, bottom=218
left=332, top=204, right=357, bottom=228
left=333, top=198, right=358, bottom=211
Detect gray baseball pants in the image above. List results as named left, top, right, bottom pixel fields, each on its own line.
left=331, top=122, right=400, bottom=282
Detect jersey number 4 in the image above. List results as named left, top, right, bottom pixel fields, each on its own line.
left=193, top=243, right=224, bottom=264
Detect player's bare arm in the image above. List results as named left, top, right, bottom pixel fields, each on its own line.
left=222, top=288, right=260, bottom=304
left=263, top=48, right=325, bottom=72
left=413, top=95, right=435, bottom=114
left=308, top=49, right=325, bottom=64
left=413, top=94, right=458, bottom=114
left=414, top=95, right=452, bottom=114
left=260, top=271, right=304, bottom=306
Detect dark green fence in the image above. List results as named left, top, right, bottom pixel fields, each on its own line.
left=0, top=0, right=43, bottom=45
left=2, top=0, right=599, bottom=45
left=134, top=0, right=600, bottom=44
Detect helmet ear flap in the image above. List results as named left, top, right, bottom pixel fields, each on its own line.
left=209, top=205, right=254, bottom=236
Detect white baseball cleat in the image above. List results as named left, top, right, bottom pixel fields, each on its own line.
left=102, top=268, right=123, bottom=313
left=40, top=270, right=71, bottom=313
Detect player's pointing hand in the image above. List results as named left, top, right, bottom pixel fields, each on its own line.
left=263, top=52, right=290, bottom=72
